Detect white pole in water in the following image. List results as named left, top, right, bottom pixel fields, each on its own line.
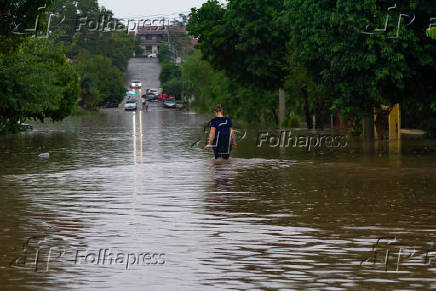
left=313, top=115, right=316, bottom=130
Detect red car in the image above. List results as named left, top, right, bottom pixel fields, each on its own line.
left=158, top=94, right=175, bottom=102
left=158, top=93, right=166, bottom=102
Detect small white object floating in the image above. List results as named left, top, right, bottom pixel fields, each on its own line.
left=38, top=153, right=50, bottom=158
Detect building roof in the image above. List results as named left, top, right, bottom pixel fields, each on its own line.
left=137, top=26, right=168, bottom=35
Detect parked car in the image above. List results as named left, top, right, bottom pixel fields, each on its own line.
left=158, top=93, right=167, bottom=102
left=145, top=94, right=158, bottom=102
left=130, top=80, right=142, bottom=89
left=163, top=98, right=176, bottom=108
left=147, top=53, right=157, bottom=58
left=124, top=99, right=137, bottom=111
left=148, top=88, right=159, bottom=95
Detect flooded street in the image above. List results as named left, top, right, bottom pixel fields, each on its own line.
left=1, top=59, right=436, bottom=290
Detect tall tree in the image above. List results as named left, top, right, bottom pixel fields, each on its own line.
left=73, top=50, right=125, bottom=109
left=285, top=0, right=436, bottom=135
left=187, top=0, right=289, bottom=127
left=182, top=49, right=279, bottom=124
left=0, top=0, right=53, bottom=37
left=0, top=37, right=80, bottom=132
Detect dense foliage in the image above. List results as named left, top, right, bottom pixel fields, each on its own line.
left=428, top=27, right=436, bottom=39
left=52, top=0, right=134, bottom=110
left=188, top=0, right=288, bottom=90
left=158, top=43, right=183, bottom=98
left=0, top=38, right=79, bottom=132
left=0, top=0, right=135, bottom=132
left=186, top=0, right=436, bottom=135
left=73, top=50, right=125, bottom=109
left=188, top=0, right=289, bottom=124
left=135, top=35, right=145, bottom=56
left=0, top=0, right=53, bottom=38
left=0, top=1, right=80, bottom=133
left=182, top=50, right=278, bottom=123
left=2, top=0, right=435, bottom=136
left=285, top=0, right=436, bottom=126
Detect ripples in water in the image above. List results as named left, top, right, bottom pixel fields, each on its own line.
left=0, top=108, right=435, bottom=290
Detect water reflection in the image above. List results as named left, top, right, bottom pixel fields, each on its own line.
left=0, top=109, right=435, bottom=290
left=139, top=110, right=143, bottom=165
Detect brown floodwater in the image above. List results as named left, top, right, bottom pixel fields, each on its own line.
left=0, top=105, right=435, bottom=290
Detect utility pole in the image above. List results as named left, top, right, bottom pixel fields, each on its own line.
left=167, top=18, right=173, bottom=62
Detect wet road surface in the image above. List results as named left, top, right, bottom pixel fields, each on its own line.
left=123, top=57, right=160, bottom=111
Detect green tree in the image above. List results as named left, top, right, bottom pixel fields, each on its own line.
left=135, top=35, right=144, bottom=56
left=52, top=0, right=101, bottom=36
left=427, top=27, right=436, bottom=39
left=283, top=66, right=332, bottom=129
left=159, top=62, right=181, bottom=85
left=182, top=50, right=217, bottom=111
left=51, top=0, right=134, bottom=72
left=163, top=78, right=183, bottom=98
left=68, top=31, right=134, bottom=72
left=50, top=0, right=133, bottom=109
left=285, top=0, right=436, bottom=135
left=0, top=37, right=80, bottom=132
left=182, top=49, right=279, bottom=124
left=187, top=0, right=290, bottom=126
left=158, top=43, right=171, bottom=63
left=73, top=50, right=125, bottom=109
left=0, top=0, right=53, bottom=37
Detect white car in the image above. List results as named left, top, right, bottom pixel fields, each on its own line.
left=149, top=88, right=159, bottom=95
left=124, top=100, right=137, bottom=111
left=130, top=80, right=142, bottom=89
left=148, top=53, right=157, bottom=58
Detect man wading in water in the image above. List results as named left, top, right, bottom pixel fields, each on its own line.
left=205, top=105, right=237, bottom=159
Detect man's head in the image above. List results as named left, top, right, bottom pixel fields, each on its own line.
left=214, top=105, right=223, bottom=116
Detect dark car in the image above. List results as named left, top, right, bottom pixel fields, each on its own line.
left=144, top=93, right=158, bottom=102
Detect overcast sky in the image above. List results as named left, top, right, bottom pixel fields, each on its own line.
left=98, top=0, right=209, bottom=19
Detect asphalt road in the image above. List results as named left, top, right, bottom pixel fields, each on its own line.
left=122, top=57, right=161, bottom=110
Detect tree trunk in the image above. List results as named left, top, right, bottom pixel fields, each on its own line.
left=363, top=115, right=375, bottom=140
left=375, top=107, right=391, bottom=140
left=301, top=87, right=312, bottom=129
left=279, top=88, right=286, bottom=128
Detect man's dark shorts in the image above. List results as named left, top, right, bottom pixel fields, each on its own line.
left=213, top=146, right=232, bottom=160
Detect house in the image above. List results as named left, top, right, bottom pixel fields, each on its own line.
left=136, top=26, right=168, bottom=56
